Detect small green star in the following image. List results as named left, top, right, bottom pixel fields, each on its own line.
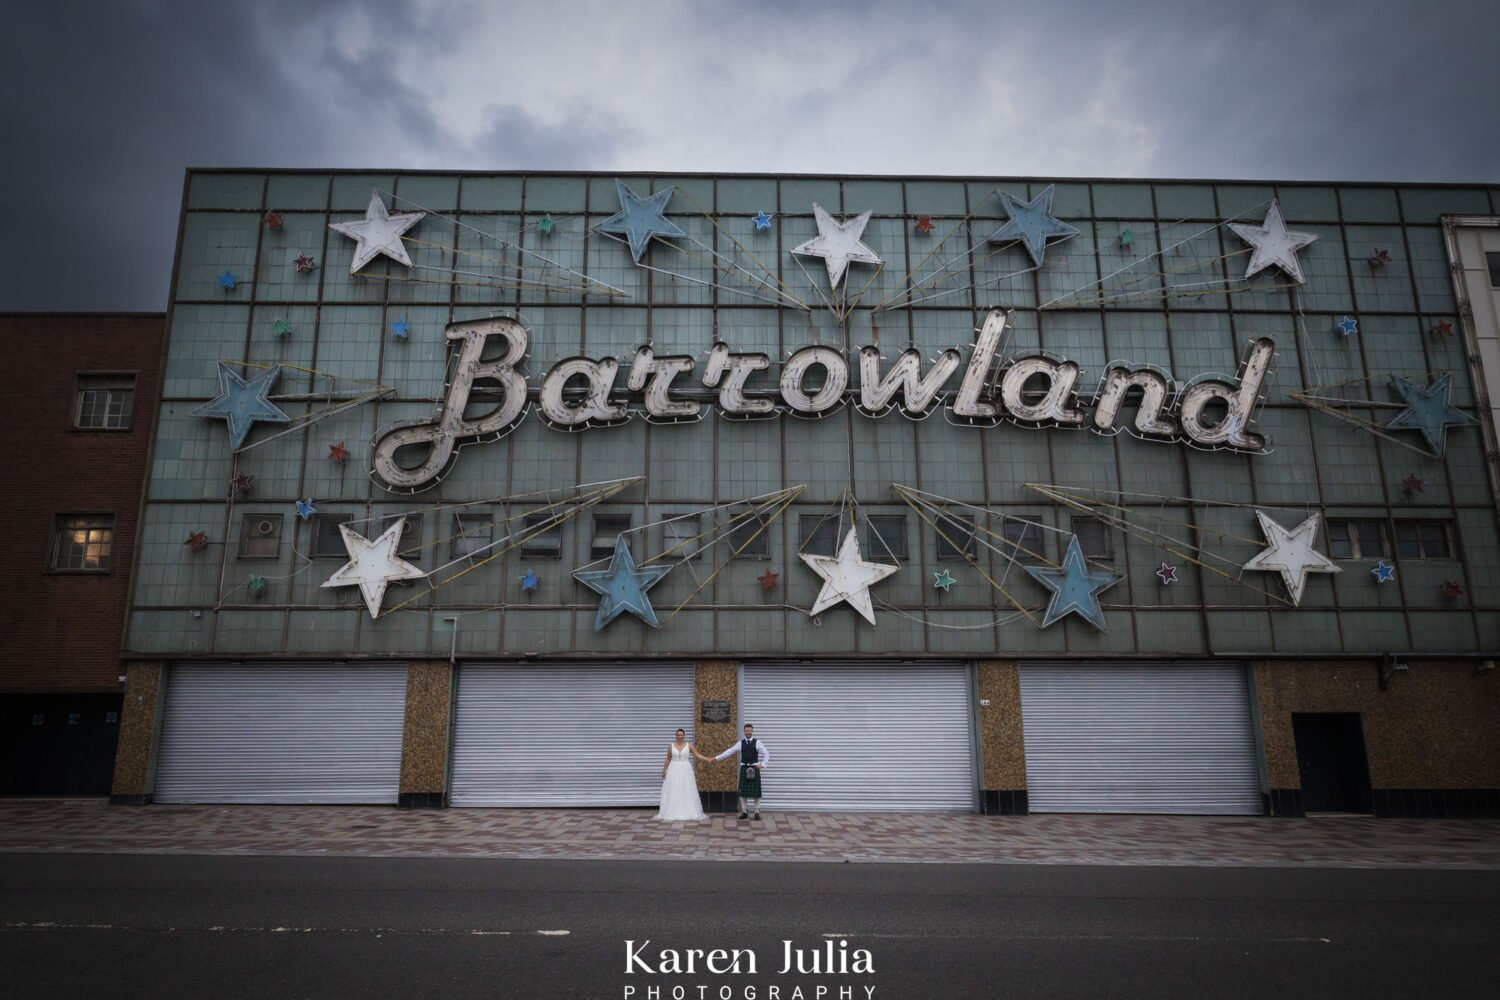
left=247, top=575, right=268, bottom=597
left=1119, top=229, right=1136, bottom=249
left=272, top=318, right=292, bottom=338
left=537, top=214, right=555, bottom=235
left=933, top=569, right=956, bottom=591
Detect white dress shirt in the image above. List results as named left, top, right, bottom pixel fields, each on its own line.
left=714, top=737, right=770, bottom=769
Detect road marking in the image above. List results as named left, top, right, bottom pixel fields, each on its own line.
left=538, top=929, right=571, bottom=936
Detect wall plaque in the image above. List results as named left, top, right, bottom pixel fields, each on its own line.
left=700, top=699, right=731, bottom=724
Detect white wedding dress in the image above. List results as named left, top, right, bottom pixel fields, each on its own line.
left=656, top=743, right=707, bottom=821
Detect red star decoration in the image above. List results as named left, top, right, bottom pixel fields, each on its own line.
left=1440, top=580, right=1465, bottom=600
left=757, top=568, right=779, bottom=591
left=1431, top=319, right=1454, bottom=338
left=231, top=472, right=255, bottom=494
left=293, top=253, right=316, bottom=273
left=1368, top=247, right=1391, bottom=267
left=263, top=211, right=283, bottom=231
left=914, top=215, right=934, bottom=235
left=1401, top=474, right=1425, bottom=497
left=328, top=441, right=348, bottom=462
left=184, top=531, right=208, bottom=552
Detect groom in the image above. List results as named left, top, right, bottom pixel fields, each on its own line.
left=714, top=723, right=770, bottom=820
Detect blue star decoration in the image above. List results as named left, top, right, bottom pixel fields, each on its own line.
left=1371, top=560, right=1395, bottom=584
left=217, top=271, right=239, bottom=290
left=295, top=498, right=317, bottom=520
left=1384, top=373, right=1478, bottom=457
left=987, top=184, right=1080, bottom=267
left=1336, top=315, right=1359, bottom=337
left=932, top=569, right=956, bottom=591
left=1024, top=536, right=1123, bottom=631
left=520, top=568, right=539, bottom=593
left=389, top=318, right=411, bottom=339
left=594, top=180, right=686, bottom=263
left=752, top=211, right=774, bottom=232
left=573, top=537, right=672, bottom=631
left=190, top=362, right=293, bottom=450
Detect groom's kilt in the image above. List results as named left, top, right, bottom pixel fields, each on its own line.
left=738, top=764, right=762, bottom=798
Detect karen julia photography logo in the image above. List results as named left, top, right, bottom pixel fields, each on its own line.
left=624, top=938, right=876, bottom=999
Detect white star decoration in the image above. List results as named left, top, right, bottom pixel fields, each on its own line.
left=1242, top=511, right=1340, bottom=606
left=790, top=204, right=884, bottom=289
left=320, top=518, right=426, bottom=619
left=329, top=191, right=426, bottom=273
left=1227, top=199, right=1319, bottom=285
left=800, top=527, right=898, bottom=624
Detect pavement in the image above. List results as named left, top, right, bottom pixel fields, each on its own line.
left=0, top=798, right=1496, bottom=867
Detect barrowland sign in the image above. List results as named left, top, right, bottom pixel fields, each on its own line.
left=373, top=309, right=1276, bottom=492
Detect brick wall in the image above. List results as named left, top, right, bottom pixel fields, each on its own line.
left=1, top=314, right=163, bottom=692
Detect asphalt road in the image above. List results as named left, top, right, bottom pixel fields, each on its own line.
left=1, top=853, right=1495, bottom=999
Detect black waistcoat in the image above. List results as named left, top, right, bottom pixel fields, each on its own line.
left=741, top=738, right=758, bottom=764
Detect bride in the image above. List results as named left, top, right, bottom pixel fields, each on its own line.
left=657, top=728, right=711, bottom=821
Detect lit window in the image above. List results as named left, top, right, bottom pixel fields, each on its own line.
left=520, top=512, right=562, bottom=559
left=591, top=513, right=632, bottom=559
left=237, top=514, right=282, bottom=559
left=663, top=514, right=702, bottom=561
left=864, top=514, right=908, bottom=563
left=50, top=514, right=115, bottom=571
left=1071, top=517, right=1114, bottom=562
left=1394, top=521, right=1452, bottom=559
left=74, top=374, right=135, bottom=430
left=728, top=508, right=770, bottom=559
left=933, top=513, right=977, bottom=561
left=452, top=512, right=494, bottom=559
left=1326, top=519, right=1388, bottom=560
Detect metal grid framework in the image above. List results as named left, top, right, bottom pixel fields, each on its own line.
left=124, top=170, right=1500, bottom=659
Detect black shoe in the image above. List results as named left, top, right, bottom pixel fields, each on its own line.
left=738, top=812, right=749, bottom=819
left=752, top=813, right=762, bottom=821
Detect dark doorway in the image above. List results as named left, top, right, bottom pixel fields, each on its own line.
left=0, top=694, right=123, bottom=795
left=1292, top=712, right=1373, bottom=813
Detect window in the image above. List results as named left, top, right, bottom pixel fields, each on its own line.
left=934, top=513, right=977, bottom=561
left=1487, top=250, right=1500, bottom=288
left=74, top=374, right=135, bottom=430
left=798, top=514, right=842, bottom=556
left=1071, top=516, right=1113, bottom=562
left=591, top=513, right=631, bottom=559
left=520, top=512, right=562, bottom=559
left=728, top=508, right=770, bottom=559
left=1394, top=520, right=1452, bottom=559
left=1001, top=515, right=1044, bottom=565
left=378, top=513, right=424, bottom=564
left=50, top=514, right=114, bottom=571
left=452, top=512, right=494, bottom=559
left=311, top=513, right=353, bottom=558
left=663, top=514, right=702, bottom=561
left=237, top=513, right=283, bottom=559
left=864, top=514, right=908, bottom=563
left=1327, top=519, right=1388, bottom=560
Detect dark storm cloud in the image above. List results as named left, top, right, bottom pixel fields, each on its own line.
left=0, top=0, right=1496, bottom=311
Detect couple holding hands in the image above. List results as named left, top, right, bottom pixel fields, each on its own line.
left=657, top=723, right=769, bottom=822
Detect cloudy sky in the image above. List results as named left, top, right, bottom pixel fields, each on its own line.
left=3, top=0, right=1497, bottom=311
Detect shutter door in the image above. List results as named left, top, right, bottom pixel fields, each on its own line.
left=449, top=663, right=695, bottom=807
left=154, top=664, right=406, bottom=804
left=740, top=662, right=975, bottom=812
left=1019, top=662, right=1261, bottom=815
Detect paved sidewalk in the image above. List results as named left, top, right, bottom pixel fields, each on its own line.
left=0, top=799, right=1495, bottom=867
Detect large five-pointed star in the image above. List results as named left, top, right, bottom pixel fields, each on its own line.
left=320, top=518, right=426, bottom=619
left=594, top=180, right=686, bottom=262
left=790, top=204, right=884, bottom=290
left=1024, top=536, right=1122, bottom=630
left=1384, top=373, right=1477, bottom=457
left=573, top=536, right=672, bottom=631
left=190, top=361, right=293, bottom=449
left=986, top=185, right=1080, bottom=267
left=800, top=527, right=898, bottom=624
left=1242, top=511, right=1340, bottom=606
left=329, top=191, right=426, bottom=273
left=1227, top=199, right=1319, bottom=285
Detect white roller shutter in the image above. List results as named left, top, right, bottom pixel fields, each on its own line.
left=740, top=662, right=976, bottom=812
left=449, top=663, right=695, bottom=807
left=1019, top=662, right=1261, bottom=815
left=154, top=663, right=406, bottom=804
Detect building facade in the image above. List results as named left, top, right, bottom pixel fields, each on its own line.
left=111, top=170, right=1500, bottom=816
left=2, top=312, right=163, bottom=795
